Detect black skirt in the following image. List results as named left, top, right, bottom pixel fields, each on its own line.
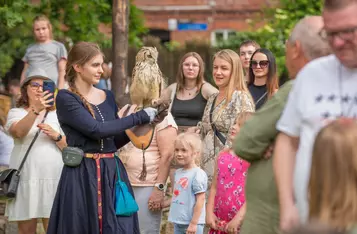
left=47, top=157, right=140, bottom=234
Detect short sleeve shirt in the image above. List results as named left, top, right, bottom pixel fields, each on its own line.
left=276, top=55, right=357, bottom=222
left=23, top=40, right=67, bottom=84
left=168, top=167, right=207, bottom=225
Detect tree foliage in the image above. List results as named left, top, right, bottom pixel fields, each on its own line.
left=217, top=0, right=323, bottom=75
left=0, top=0, right=147, bottom=78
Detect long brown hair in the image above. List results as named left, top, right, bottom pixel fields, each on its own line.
left=309, top=118, right=357, bottom=230
left=65, top=42, right=103, bottom=118
left=213, top=49, right=252, bottom=106
left=16, top=80, right=55, bottom=111
left=248, top=48, right=279, bottom=98
left=33, top=15, right=53, bottom=40
left=176, top=52, right=205, bottom=93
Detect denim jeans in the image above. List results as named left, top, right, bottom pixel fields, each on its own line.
left=173, top=223, right=204, bottom=234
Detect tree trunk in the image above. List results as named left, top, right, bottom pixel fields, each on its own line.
left=112, top=0, right=130, bottom=107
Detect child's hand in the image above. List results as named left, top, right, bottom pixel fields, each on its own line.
left=186, top=222, right=197, bottom=234
left=224, top=216, right=242, bottom=234
left=187, top=126, right=200, bottom=134
left=263, top=144, right=274, bottom=159
left=206, top=211, right=219, bottom=230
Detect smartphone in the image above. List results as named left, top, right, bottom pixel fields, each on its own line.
left=42, top=80, right=56, bottom=106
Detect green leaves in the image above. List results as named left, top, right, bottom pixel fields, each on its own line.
left=0, top=0, right=147, bottom=78
left=217, top=0, right=323, bottom=76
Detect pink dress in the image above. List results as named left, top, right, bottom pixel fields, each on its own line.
left=209, top=151, right=250, bottom=234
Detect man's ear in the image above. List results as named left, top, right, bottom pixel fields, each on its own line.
left=291, top=40, right=302, bottom=60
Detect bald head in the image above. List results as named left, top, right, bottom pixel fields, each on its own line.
left=289, top=16, right=331, bottom=60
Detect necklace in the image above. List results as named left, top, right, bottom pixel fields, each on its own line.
left=184, top=86, right=197, bottom=96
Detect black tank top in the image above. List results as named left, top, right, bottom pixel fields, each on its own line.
left=171, top=86, right=207, bottom=127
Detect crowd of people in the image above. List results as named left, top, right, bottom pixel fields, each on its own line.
left=1, top=0, right=357, bottom=234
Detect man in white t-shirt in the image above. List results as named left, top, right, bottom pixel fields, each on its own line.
left=274, top=0, right=357, bottom=232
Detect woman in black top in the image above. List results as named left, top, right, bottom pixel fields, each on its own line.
left=247, top=48, right=279, bottom=110
left=165, top=52, right=217, bottom=133
left=47, top=42, right=160, bottom=234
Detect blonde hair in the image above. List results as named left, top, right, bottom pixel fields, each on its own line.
left=309, top=118, right=357, bottom=230
left=33, top=15, right=53, bottom=40
left=175, top=132, right=203, bottom=164
left=176, top=52, right=205, bottom=94
left=66, top=42, right=104, bottom=118
left=213, top=49, right=251, bottom=106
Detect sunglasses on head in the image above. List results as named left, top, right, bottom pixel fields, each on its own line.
left=251, top=60, right=269, bottom=69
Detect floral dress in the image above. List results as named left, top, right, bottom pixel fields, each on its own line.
left=209, top=151, right=250, bottom=234
left=198, top=90, right=254, bottom=188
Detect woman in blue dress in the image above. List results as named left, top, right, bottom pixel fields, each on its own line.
left=47, top=42, right=160, bottom=234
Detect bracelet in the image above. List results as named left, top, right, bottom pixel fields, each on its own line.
left=32, top=108, right=40, bottom=116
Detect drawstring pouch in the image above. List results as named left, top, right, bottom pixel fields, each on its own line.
left=115, top=158, right=139, bottom=216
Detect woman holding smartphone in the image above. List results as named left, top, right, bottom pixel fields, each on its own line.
left=4, top=68, right=66, bottom=234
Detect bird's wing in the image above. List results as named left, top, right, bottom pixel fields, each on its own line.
left=131, top=64, right=138, bottom=82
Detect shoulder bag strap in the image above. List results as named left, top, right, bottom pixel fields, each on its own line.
left=168, top=83, right=177, bottom=113
left=255, top=91, right=268, bottom=107
left=209, top=96, right=226, bottom=145
left=115, top=157, right=122, bottom=182
left=17, top=110, right=49, bottom=174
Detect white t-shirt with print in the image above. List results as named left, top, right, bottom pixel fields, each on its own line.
left=277, top=54, right=357, bottom=223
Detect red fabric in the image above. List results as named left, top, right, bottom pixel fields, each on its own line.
left=85, top=153, right=115, bottom=234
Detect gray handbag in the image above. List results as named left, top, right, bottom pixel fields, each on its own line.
left=62, top=147, right=84, bottom=167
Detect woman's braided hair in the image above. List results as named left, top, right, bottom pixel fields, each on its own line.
left=65, top=42, right=103, bottom=119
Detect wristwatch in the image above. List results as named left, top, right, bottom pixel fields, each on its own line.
left=154, top=183, right=165, bottom=191
left=55, top=134, right=62, bottom=142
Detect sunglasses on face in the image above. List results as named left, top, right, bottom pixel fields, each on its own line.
left=251, top=60, right=269, bottom=69
left=29, top=82, right=43, bottom=90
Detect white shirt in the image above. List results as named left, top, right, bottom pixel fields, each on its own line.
left=276, top=55, right=357, bottom=222
left=0, top=126, right=13, bottom=166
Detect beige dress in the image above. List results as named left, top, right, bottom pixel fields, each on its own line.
left=198, top=90, right=254, bottom=187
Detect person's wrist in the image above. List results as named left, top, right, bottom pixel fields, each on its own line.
left=32, top=105, right=42, bottom=113
left=280, top=197, right=295, bottom=208
left=154, top=186, right=165, bottom=193
left=190, top=221, right=198, bottom=225
left=154, top=182, right=165, bottom=191
left=53, top=134, right=62, bottom=142
left=233, top=214, right=243, bottom=223
left=31, top=106, right=40, bottom=116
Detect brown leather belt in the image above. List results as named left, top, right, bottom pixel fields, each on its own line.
left=85, top=153, right=115, bottom=234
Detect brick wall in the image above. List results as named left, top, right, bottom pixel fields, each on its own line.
left=133, top=0, right=277, bottom=44
left=134, top=0, right=209, bottom=6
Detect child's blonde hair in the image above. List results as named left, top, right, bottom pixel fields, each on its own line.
left=33, top=15, right=53, bottom=40
left=309, top=118, right=357, bottom=230
left=235, top=112, right=254, bottom=127
left=175, top=132, right=203, bottom=164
